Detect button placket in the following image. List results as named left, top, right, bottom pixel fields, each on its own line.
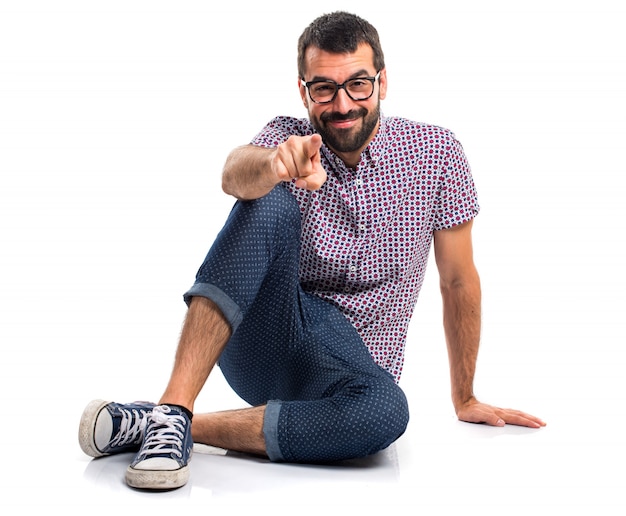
left=345, top=257, right=359, bottom=292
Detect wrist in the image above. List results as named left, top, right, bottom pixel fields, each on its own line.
left=453, top=394, right=476, bottom=414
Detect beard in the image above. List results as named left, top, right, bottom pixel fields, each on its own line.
left=311, top=101, right=381, bottom=154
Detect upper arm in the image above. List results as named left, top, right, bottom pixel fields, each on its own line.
left=433, top=220, right=479, bottom=288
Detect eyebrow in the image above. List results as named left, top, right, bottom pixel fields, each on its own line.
left=307, top=69, right=372, bottom=82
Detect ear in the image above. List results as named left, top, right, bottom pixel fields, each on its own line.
left=299, top=78, right=309, bottom=108
left=378, top=68, right=388, bottom=100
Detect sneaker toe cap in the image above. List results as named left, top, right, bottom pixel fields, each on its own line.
left=132, top=457, right=182, bottom=471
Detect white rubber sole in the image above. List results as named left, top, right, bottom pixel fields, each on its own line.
left=78, top=399, right=111, bottom=458
left=125, top=464, right=190, bottom=490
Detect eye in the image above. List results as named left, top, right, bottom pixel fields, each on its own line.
left=311, top=82, right=336, bottom=94
left=348, top=79, right=370, bottom=91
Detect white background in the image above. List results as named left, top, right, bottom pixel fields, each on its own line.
left=1, top=0, right=624, bottom=513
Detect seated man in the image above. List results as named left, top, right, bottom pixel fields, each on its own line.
left=78, top=11, right=545, bottom=491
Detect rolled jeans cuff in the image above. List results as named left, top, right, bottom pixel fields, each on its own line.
left=183, top=282, right=243, bottom=333
left=263, top=400, right=284, bottom=462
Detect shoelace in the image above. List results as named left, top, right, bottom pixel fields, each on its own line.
left=137, top=406, right=186, bottom=459
left=110, top=407, right=150, bottom=447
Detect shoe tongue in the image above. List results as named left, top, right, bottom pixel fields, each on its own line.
left=150, top=405, right=174, bottom=423
left=151, top=411, right=171, bottom=425
left=160, top=403, right=193, bottom=421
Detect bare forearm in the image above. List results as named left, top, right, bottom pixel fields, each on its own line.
left=441, top=273, right=482, bottom=412
left=222, top=136, right=327, bottom=200
left=222, top=144, right=279, bottom=200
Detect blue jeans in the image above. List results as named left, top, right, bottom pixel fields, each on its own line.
left=184, top=186, right=409, bottom=463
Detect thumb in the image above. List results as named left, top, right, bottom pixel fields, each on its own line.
left=478, top=410, right=505, bottom=427
left=490, top=416, right=506, bottom=427
left=458, top=402, right=506, bottom=427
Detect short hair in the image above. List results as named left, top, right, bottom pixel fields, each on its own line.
left=297, top=11, right=385, bottom=78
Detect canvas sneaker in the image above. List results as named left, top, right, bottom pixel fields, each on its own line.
left=79, top=399, right=155, bottom=457
left=125, top=404, right=193, bottom=490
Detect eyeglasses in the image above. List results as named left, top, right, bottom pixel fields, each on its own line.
left=301, top=71, right=381, bottom=104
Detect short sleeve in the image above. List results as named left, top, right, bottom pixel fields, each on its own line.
left=433, top=135, right=480, bottom=230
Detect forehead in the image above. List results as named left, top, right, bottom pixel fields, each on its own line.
left=303, top=43, right=376, bottom=80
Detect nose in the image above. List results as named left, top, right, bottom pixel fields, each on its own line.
left=332, top=87, right=353, bottom=113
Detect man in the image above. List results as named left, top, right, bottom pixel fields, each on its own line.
left=79, top=11, right=545, bottom=491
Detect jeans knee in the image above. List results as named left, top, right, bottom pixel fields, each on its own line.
left=230, top=185, right=300, bottom=245
left=366, top=380, right=409, bottom=451
left=247, top=185, right=299, bottom=221
left=337, top=377, right=409, bottom=458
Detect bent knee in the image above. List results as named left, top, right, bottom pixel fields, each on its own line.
left=365, top=380, right=409, bottom=451
left=271, top=379, right=409, bottom=463
left=341, top=378, right=409, bottom=456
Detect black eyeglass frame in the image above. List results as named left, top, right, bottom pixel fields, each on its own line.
left=301, top=71, right=381, bottom=104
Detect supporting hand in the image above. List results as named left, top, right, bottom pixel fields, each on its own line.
left=456, top=397, right=546, bottom=428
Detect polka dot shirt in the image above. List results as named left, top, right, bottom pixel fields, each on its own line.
left=251, top=115, right=479, bottom=381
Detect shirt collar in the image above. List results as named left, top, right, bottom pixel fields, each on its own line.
left=362, top=114, right=386, bottom=167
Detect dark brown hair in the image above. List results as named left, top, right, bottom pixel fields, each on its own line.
left=297, top=12, right=385, bottom=78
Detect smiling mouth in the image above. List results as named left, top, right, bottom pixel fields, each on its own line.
left=329, top=118, right=359, bottom=129
left=321, top=108, right=366, bottom=127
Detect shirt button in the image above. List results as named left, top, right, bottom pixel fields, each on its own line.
left=356, top=179, right=363, bottom=186
left=359, top=224, right=366, bottom=231
left=350, top=265, right=357, bottom=272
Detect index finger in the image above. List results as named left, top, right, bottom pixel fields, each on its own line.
left=303, top=134, right=322, bottom=160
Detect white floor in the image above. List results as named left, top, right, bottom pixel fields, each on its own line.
left=6, top=279, right=626, bottom=514
left=8, top=352, right=626, bottom=515
left=2, top=1, right=625, bottom=514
